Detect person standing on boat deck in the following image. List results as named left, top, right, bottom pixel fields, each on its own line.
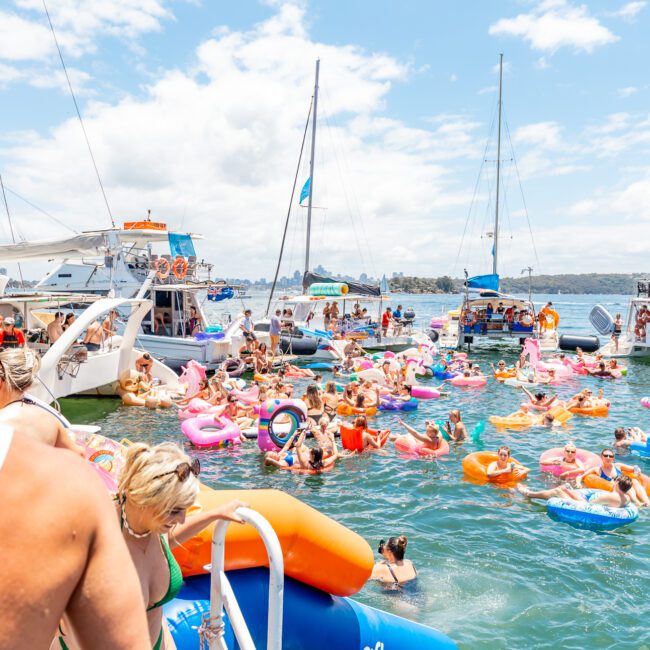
left=496, top=302, right=505, bottom=315
left=0, top=317, right=25, bottom=348
left=392, top=305, right=403, bottom=335
left=330, top=301, right=340, bottom=322
left=323, top=302, right=331, bottom=329
left=83, top=319, right=103, bottom=352
left=611, top=313, right=622, bottom=352
left=269, top=309, right=282, bottom=356
left=102, top=309, right=119, bottom=339
left=0, top=430, right=151, bottom=650
left=186, top=305, right=201, bottom=336
left=62, top=312, right=75, bottom=332
left=240, top=309, right=256, bottom=343
left=47, top=311, right=65, bottom=344
left=381, top=307, right=392, bottom=336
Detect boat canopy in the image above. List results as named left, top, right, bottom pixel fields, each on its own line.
left=0, top=234, right=106, bottom=262
left=303, top=271, right=380, bottom=297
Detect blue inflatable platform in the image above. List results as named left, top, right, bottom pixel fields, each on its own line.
left=165, top=567, right=456, bottom=649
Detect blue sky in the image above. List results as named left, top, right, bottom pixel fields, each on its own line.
left=0, top=0, right=648, bottom=281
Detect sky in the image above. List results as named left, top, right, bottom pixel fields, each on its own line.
left=0, top=0, right=649, bottom=282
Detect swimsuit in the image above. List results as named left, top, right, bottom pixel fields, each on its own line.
left=284, top=452, right=295, bottom=467
left=599, top=465, right=621, bottom=481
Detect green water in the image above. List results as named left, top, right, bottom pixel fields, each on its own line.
left=61, top=294, right=650, bottom=649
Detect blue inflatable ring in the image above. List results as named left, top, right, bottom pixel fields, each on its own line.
left=547, top=488, right=639, bottom=530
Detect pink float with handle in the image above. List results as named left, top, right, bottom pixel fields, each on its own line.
left=181, top=415, right=242, bottom=448
left=394, top=435, right=450, bottom=457
left=229, top=384, right=259, bottom=404
left=450, top=375, right=487, bottom=388
left=539, top=447, right=600, bottom=478
left=410, top=385, right=441, bottom=399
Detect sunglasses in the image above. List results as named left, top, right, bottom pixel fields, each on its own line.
left=153, top=458, right=200, bottom=482
left=602, top=453, right=614, bottom=459
left=565, top=449, right=576, bottom=454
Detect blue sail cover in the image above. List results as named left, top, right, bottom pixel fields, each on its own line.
left=299, top=177, right=311, bottom=204
left=466, top=274, right=500, bottom=292
left=168, top=233, right=196, bottom=258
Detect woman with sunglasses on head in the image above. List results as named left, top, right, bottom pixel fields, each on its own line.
left=58, top=442, right=246, bottom=650
left=371, top=536, right=417, bottom=587
left=576, top=448, right=650, bottom=507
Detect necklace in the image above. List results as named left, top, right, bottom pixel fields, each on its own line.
left=121, top=501, right=151, bottom=539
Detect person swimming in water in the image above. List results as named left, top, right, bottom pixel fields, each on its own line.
left=370, top=535, right=417, bottom=587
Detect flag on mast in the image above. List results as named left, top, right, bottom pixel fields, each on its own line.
left=299, top=177, right=311, bottom=205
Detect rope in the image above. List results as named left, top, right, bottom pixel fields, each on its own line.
left=2, top=186, right=78, bottom=233
left=42, top=0, right=115, bottom=228
left=197, top=612, right=225, bottom=649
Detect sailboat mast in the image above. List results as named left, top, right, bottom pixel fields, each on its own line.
left=493, top=53, right=503, bottom=277
left=304, top=58, right=320, bottom=277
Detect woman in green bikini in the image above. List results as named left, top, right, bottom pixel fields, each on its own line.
left=57, top=442, right=246, bottom=649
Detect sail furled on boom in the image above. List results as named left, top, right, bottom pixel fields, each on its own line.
left=303, top=271, right=381, bottom=296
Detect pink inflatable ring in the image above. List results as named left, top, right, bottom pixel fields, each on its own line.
left=181, top=415, right=242, bottom=448
left=539, top=447, right=600, bottom=478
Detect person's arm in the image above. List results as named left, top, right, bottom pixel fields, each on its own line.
left=486, top=461, right=516, bottom=477
left=521, top=386, right=534, bottom=401
left=575, top=465, right=598, bottom=486
left=559, top=462, right=585, bottom=479
left=65, top=466, right=151, bottom=649
left=169, top=499, right=249, bottom=547
left=370, top=562, right=390, bottom=581
left=397, top=418, right=420, bottom=437
left=57, top=426, right=86, bottom=458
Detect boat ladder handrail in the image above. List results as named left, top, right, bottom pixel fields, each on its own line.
left=204, top=507, right=284, bottom=650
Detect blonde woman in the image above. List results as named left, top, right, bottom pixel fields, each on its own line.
left=58, top=442, right=247, bottom=650
left=0, top=347, right=82, bottom=455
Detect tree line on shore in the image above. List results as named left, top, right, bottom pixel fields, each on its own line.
left=389, top=273, right=648, bottom=295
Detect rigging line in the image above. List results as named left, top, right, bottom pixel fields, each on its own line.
left=265, top=98, right=313, bottom=316
left=42, top=0, right=115, bottom=229
left=3, top=185, right=78, bottom=233
left=504, top=116, right=540, bottom=270
left=0, top=175, right=25, bottom=288
left=452, top=101, right=499, bottom=278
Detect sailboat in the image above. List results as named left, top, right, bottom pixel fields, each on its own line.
left=256, top=60, right=428, bottom=360
left=443, top=55, right=558, bottom=352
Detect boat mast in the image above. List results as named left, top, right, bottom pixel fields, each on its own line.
left=304, top=58, right=320, bottom=280
left=493, top=53, right=503, bottom=277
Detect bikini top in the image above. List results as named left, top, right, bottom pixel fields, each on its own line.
left=600, top=465, right=621, bottom=481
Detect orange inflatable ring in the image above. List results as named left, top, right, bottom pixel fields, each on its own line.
left=518, top=313, right=533, bottom=327
left=568, top=400, right=610, bottom=417
left=462, top=310, right=477, bottom=327
left=462, top=451, right=530, bottom=485
left=155, top=257, right=170, bottom=280
left=336, top=403, right=378, bottom=417
left=339, top=425, right=389, bottom=452
left=171, top=256, right=187, bottom=280
left=173, top=486, right=373, bottom=597
left=584, top=469, right=650, bottom=496
left=494, top=369, right=517, bottom=380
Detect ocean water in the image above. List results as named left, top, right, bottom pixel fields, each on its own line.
left=61, top=293, right=650, bottom=649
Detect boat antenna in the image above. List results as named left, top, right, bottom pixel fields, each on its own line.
left=521, top=266, right=533, bottom=303
left=264, top=97, right=314, bottom=317
left=0, top=174, right=25, bottom=289
left=304, top=58, right=320, bottom=285
left=42, top=0, right=116, bottom=229
left=493, top=53, right=503, bottom=278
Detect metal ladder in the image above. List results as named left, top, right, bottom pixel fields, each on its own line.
left=204, top=507, right=284, bottom=650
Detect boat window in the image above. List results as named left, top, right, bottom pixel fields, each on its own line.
left=154, top=291, right=172, bottom=308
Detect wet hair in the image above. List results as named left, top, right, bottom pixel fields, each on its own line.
left=309, top=447, right=324, bottom=471
left=385, top=535, right=408, bottom=561
left=614, top=427, right=626, bottom=441
left=117, top=442, right=199, bottom=519
left=0, top=347, right=40, bottom=392
left=534, top=392, right=545, bottom=401
left=617, top=475, right=633, bottom=493
left=304, top=384, right=323, bottom=410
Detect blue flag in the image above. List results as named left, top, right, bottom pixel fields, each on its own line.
left=168, top=233, right=196, bottom=258
left=299, top=177, right=311, bottom=204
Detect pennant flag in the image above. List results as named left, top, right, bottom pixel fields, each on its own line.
left=299, top=177, right=311, bottom=205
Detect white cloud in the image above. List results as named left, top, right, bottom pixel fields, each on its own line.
left=606, top=1, right=646, bottom=20
left=617, top=86, right=639, bottom=98
left=489, top=0, right=618, bottom=54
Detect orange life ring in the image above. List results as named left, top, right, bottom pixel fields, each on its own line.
left=155, top=258, right=170, bottom=280
left=172, top=256, right=188, bottom=280
left=518, top=313, right=533, bottom=327
left=462, top=311, right=477, bottom=327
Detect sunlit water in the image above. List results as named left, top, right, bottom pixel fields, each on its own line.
left=61, top=293, right=650, bottom=649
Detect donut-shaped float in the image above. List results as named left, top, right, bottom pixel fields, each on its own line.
left=393, top=435, right=450, bottom=458
left=257, top=399, right=308, bottom=451
left=181, top=416, right=242, bottom=449
left=539, top=447, right=600, bottom=478
left=547, top=489, right=638, bottom=530
left=462, top=452, right=530, bottom=485
left=450, top=375, right=487, bottom=388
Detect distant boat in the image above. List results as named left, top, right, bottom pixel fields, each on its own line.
left=380, top=274, right=390, bottom=293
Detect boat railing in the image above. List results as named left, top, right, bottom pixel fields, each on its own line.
left=202, top=507, right=284, bottom=650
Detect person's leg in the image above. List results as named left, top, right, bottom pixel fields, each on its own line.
left=361, top=431, right=381, bottom=449
left=631, top=478, right=650, bottom=505
left=517, top=485, right=569, bottom=500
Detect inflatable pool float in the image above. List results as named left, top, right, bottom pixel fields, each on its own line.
left=489, top=413, right=536, bottom=428
left=410, top=385, right=441, bottom=399
left=257, top=399, right=308, bottom=451
left=379, top=396, right=418, bottom=411
left=462, top=452, right=530, bottom=485
left=547, top=489, right=639, bottom=530
left=504, top=377, right=539, bottom=388
left=630, top=441, right=650, bottom=457
left=494, top=369, right=517, bottom=380
left=433, top=366, right=459, bottom=380
left=336, top=403, right=378, bottom=417
left=584, top=469, right=650, bottom=496
left=539, top=447, right=600, bottom=478
left=393, top=435, right=450, bottom=458
left=641, top=397, right=650, bottom=409
left=339, top=425, right=389, bottom=452
left=228, top=384, right=259, bottom=404
left=69, top=428, right=124, bottom=493
left=221, top=358, right=246, bottom=377
left=181, top=415, right=242, bottom=448
left=450, top=375, right=487, bottom=388
left=568, top=399, right=610, bottom=417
